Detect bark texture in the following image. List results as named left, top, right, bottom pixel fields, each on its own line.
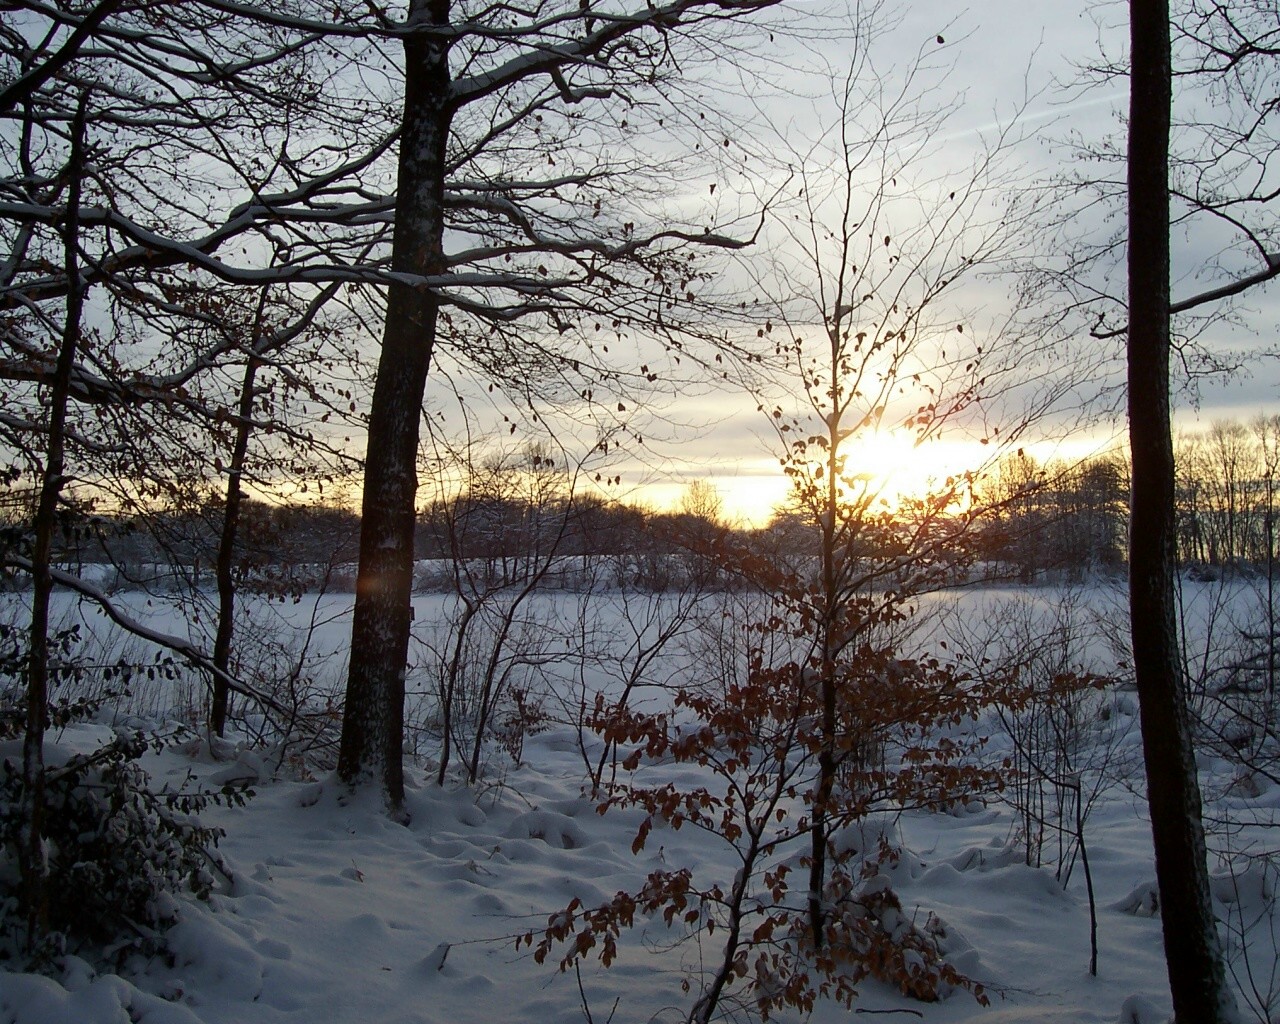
left=338, top=0, right=452, bottom=809
left=1127, top=2, right=1239, bottom=1019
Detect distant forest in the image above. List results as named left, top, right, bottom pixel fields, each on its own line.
left=9, top=419, right=1278, bottom=590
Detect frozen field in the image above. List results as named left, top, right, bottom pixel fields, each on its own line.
left=2, top=577, right=1278, bottom=1024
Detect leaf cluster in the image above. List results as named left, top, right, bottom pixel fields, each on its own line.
left=0, top=732, right=246, bottom=967
left=533, top=557, right=1019, bottom=1018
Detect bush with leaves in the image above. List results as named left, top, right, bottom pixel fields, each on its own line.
left=0, top=623, right=249, bottom=966
left=526, top=563, right=1016, bottom=1022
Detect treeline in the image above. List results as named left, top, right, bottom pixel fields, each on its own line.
left=978, top=449, right=1129, bottom=580
left=979, top=416, right=1280, bottom=580
left=9, top=416, right=1278, bottom=590
left=1174, top=419, right=1280, bottom=570
left=0, top=485, right=743, bottom=592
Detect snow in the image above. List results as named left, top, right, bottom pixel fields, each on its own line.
left=2, top=580, right=1277, bottom=1024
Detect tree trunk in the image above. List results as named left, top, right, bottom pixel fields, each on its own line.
left=338, top=0, right=452, bottom=810
left=20, top=94, right=89, bottom=947
left=211, top=346, right=261, bottom=738
left=808, top=333, right=842, bottom=950
left=1127, top=2, right=1239, bottom=1019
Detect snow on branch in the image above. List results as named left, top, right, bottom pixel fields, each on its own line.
left=4, top=556, right=298, bottom=724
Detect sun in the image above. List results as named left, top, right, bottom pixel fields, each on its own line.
left=657, top=431, right=994, bottom=530
left=834, top=430, right=992, bottom=509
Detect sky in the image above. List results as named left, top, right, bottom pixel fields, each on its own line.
left=581, top=0, right=1280, bottom=527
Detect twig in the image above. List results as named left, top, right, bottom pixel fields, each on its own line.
left=574, top=960, right=619, bottom=1024
left=6, top=557, right=297, bottom=723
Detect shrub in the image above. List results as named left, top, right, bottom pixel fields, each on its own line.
left=527, top=577, right=1012, bottom=1021
left=1, top=720, right=248, bottom=966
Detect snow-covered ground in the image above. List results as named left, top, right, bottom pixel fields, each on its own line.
left=2, top=580, right=1278, bottom=1024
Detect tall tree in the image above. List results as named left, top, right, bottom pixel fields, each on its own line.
left=334, top=0, right=784, bottom=808
left=739, top=27, right=1062, bottom=946
left=1126, top=1, right=1239, bottom=1019
left=2, top=0, right=786, bottom=814
left=1035, top=1, right=1280, bottom=346
left=18, top=91, right=89, bottom=948
left=1, top=3, right=367, bottom=942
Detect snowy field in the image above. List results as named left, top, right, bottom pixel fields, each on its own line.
left=2, top=578, right=1279, bottom=1024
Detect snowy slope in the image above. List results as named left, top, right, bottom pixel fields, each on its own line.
left=2, top=583, right=1277, bottom=1024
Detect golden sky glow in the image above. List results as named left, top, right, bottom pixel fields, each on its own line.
left=639, top=431, right=991, bottom=529
left=641, top=429, right=1128, bottom=529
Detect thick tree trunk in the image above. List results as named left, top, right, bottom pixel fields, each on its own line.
left=338, top=0, right=451, bottom=810
left=1127, top=2, right=1239, bottom=1019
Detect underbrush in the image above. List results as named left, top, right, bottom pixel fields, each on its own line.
left=0, top=621, right=250, bottom=971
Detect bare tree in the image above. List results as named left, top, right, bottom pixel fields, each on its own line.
left=0, top=2, right=371, bottom=944
left=18, top=92, right=90, bottom=949
left=680, top=479, right=724, bottom=525
left=1037, top=1, right=1280, bottom=352
left=1252, top=414, right=1280, bottom=697
left=1, top=0, right=788, bottom=816
left=417, top=427, right=589, bottom=784
left=1127, top=1, right=1239, bottom=1019
left=333, top=0, right=786, bottom=809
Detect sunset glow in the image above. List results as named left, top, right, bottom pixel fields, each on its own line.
left=837, top=431, right=993, bottom=508
left=644, top=431, right=1001, bottom=529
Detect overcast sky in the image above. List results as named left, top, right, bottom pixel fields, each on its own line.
left=901, top=0, right=1278, bottom=427
left=592, top=0, right=1280, bottom=525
